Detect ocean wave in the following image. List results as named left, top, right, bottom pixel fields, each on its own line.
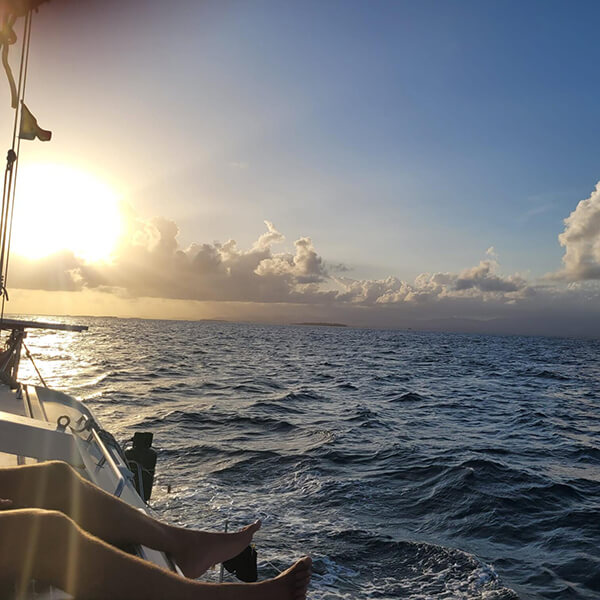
left=277, top=390, right=325, bottom=402
left=319, top=530, right=519, bottom=599
left=372, top=373, right=411, bottom=383
left=528, top=369, right=570, bottom=381
left=388, top=391, right=425, bottom=402
left=22, top=317, right=600, bottom=599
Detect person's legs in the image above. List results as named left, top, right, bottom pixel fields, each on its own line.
left=0, top=461, right=259, bottom=578
left=0, top=509, right=311, bottom=600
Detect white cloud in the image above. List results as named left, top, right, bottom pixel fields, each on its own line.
left=485, top=246, right=498, bottom=259
left=255, top=236, right=326, bottom=284
left=334, top=259, right=528, bottom=305
left=252, top=220, right=285, bottom=251
left=556, top=182, right=600, bottom=280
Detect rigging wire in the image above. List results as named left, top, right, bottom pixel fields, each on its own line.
left=2, top=10, right=33, bottom=319
left=0, top=9, right=33, bottom=325
left=23, top=340, right=47, bottom=387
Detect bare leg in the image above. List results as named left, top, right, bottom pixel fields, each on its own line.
left=0, top=509, right=311, bottom=600
left=0, top=462, right=259, bottom=577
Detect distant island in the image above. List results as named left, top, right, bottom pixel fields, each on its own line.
left=294, top=322, right=348, bottom=327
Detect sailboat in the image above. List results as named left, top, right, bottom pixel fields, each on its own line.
left=0, top=2, right=180, bottom=596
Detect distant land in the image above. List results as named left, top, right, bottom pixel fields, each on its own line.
left=9, top=311, right=600, bottom=339
left=294, top=322, right=348, bottom=327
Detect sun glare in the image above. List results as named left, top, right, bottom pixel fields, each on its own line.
left=11, top=164, right=123, bottom=262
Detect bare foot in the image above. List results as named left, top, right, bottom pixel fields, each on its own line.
left=257, top=556, right=312, bottom=600
left=175, top=520, right=262, bottom=578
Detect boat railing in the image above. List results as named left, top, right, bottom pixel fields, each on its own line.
left=0, top=318, right=88, bottom=333
left=89, top=427, right=131, bottom=497
left=0, top=317, right=88, bottom=386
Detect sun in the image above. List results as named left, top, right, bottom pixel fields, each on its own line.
left=10, top=163, right=123, bottom=262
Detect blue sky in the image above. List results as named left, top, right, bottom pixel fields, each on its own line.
left=151, top=0, right=600, bottom=276
left=4, top=0, right=600, bottom=334
left=80, top=0, right=600, bottom=276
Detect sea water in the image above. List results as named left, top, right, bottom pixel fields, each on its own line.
left=15, top=317, right=600, bottom=599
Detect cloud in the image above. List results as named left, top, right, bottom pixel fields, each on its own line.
left=70, top=218, right=333, bottom=304
left=334, top=259, right=528, bottom=305
left=454, top=260, right=526, bottom=293
left=5, top=216, right=532, bottom=309
left=256, top=236, right=327, bottom=284
left=326, top=262, right=351, bottom=274
left=8, top=208, right=600, bottom=337
left=9, top=251, right=84, bottom=292
left=555, top=182, right=600, bottom=280
left=252, top=220, right=285, bottom=251
left=335, top=276, right=413, bottom=304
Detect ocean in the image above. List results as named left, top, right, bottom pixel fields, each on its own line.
left=15, top=316, right=600, bottom=599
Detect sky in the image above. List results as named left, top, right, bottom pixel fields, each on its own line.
left=2, top=0, right=600, bottom=337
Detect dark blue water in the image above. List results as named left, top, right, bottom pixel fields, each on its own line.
left=17, top=317, right=600, bottom=599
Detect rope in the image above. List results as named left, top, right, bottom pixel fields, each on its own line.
left=264, top=560, right=283, bottom=574
left=23, top=340, right=47, bottom=387
left=218, top=520, right=228, bottom=582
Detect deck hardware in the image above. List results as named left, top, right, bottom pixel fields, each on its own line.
left=73, top=414, right=91, bottom=433
left=56, top=415, right=70, bottom=431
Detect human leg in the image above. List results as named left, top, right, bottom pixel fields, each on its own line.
left=0, top=509, right=311, bottom=600
left=0, top=461, right=259, bottom=577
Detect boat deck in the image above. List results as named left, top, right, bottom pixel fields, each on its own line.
left=0, top=380, right=178, bottom=598
left=0, top=383, right=46, bottom=467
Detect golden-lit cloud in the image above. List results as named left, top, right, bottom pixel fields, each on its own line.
left=6, top=209, right=531, bottom=307
left=79, top=217, right=333, bottom=303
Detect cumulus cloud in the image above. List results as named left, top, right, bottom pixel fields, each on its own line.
left=334, top=259, right=528, bottom=305
left=454, top=260, right=526, bottom=293
left=556, top=182, right=600, bottom=280
left=252, top=220, right=285, bottom=251
left=256, top=236, right=326, bottom=284
left=6, top=214, right=532, bottom=313
left=72, top=218, right=332, bottom=304
left=336, top=276, right=411, bottom=304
